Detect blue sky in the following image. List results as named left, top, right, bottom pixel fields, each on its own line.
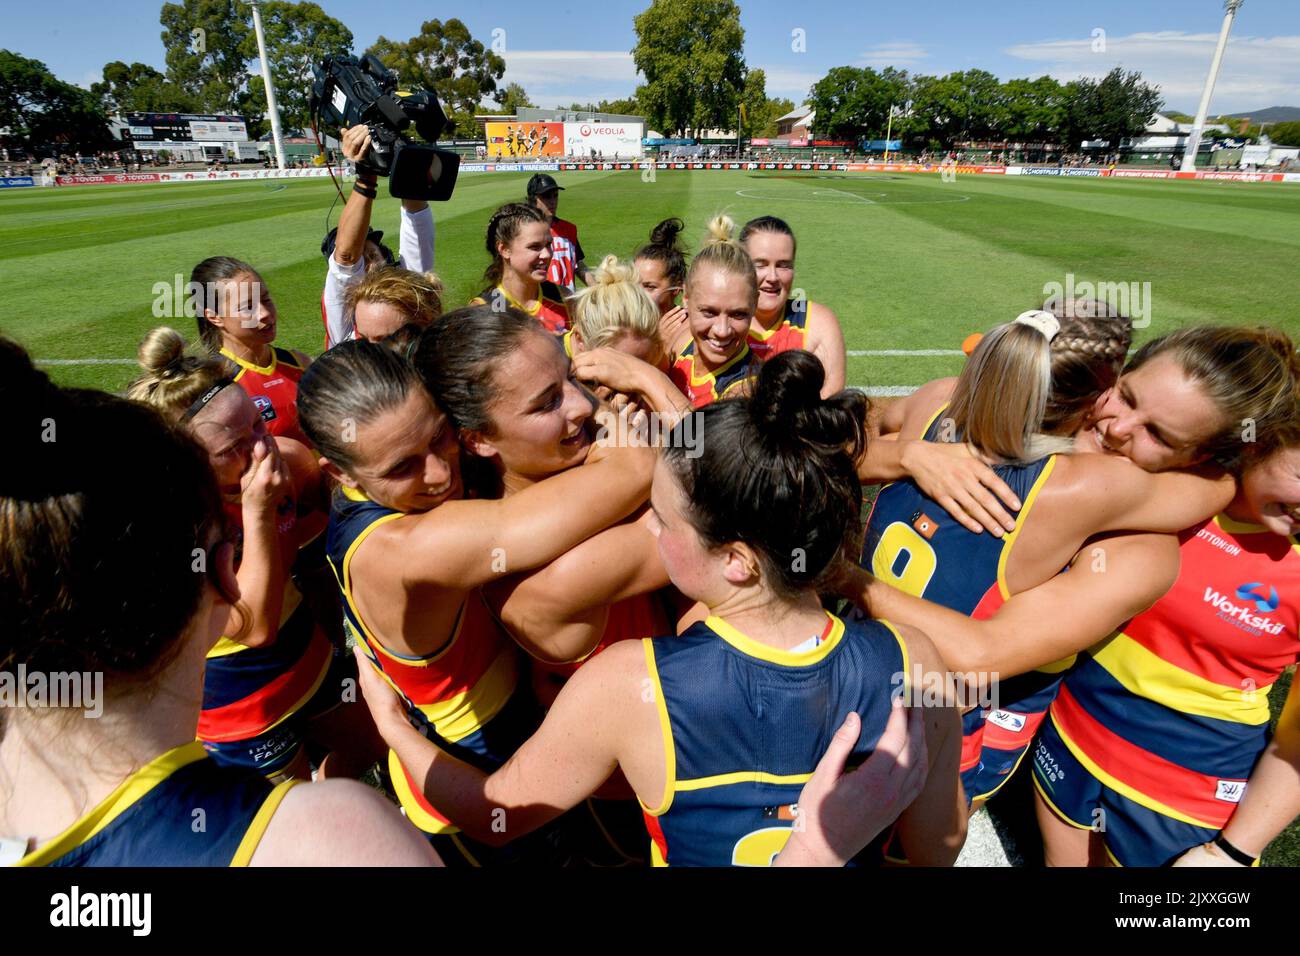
left=9, top=0, right=1300, bottom=114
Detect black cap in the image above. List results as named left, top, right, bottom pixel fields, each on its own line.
left=527, top=173, right=564, bottom=197
left=321, top=226, right=394, bottom=264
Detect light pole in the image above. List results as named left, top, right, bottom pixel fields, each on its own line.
left=249, top=0, right=287, bottom=170
left=1181, top=0, right=1244, bottom=172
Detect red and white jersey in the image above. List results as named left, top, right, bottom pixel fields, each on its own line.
left=547, top=218, right=583, bottom=295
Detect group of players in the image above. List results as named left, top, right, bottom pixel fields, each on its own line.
left=4, top=128, right=1300, bottom=868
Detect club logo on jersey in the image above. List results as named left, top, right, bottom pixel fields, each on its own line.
left=1235, top=582, right=1279, bottom=613
left=1203, top=586, right=1286, bottom=636
left=911, top=510, right=938, bottom=540
left=986, top=710, right=1026, bottom=732
left=1214, top=779, right=1247, bottom=803
left=252, top=394, right=277, bottom=422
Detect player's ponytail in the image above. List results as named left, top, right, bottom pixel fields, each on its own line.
left=1126, top=325, right=1300, bottom=472
left=634, top=217, right=688, bottom=288
left=947, top=313, right=1077, bottom=464
left=568, top=255, right=662, bottom=355
left=127, top=326, right=234, bottom=422
left=685, top=214, right=758, bottom=308
left=661, top=350, right=866, bottom=598
left=483, top=202, right=549, bottom=286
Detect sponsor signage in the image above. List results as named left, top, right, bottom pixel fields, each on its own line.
left=0, top=176, right=35, bottom=188
left=485, top=121, right=564, bottom=158
left=56, top=173, right=162, bottom=185
left=564, top=121, right=644, bottom=158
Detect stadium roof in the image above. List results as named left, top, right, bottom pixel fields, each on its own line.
left=776, top=104, right=813, bottom=123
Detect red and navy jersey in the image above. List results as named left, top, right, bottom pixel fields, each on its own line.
left=472, top=283, right=570, bottom=335
left=325, top=486, right=525, bottom=834
left=858, top=405, right=1068, bottom=791
left=747, top=297, right=811, bottom=361
left=668, top=341, right=756, bottom=409
left=860, top=406, right=1058, bottom=617
left=220, top=345, right=310, bottom=447
left=16, top=742, right=298, bottom=867
left=198, top=493, right=333, bottom=745
left=1050, top=515, right=1300, bottom=831
left=640, top=612, right=906, bottom=867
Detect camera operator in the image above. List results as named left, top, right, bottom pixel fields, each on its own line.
left=321, top=124, right=436, bottom=348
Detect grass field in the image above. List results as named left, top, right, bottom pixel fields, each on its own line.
left=4, top=168, right=1300, bottom=864
left=3, top=169, right=1299, bottom=396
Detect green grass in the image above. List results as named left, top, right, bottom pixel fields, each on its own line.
left=4, top=168, right=1300, bottom=864
left=3, top=169, right=1299, bottom=394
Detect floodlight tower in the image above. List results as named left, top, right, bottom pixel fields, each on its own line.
left=249, top=0, right=287, bottom=170
left=1180, top=0, right=1245, bottom=172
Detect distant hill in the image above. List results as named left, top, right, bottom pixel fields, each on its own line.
left=1223, top=106, right=1300, bottom=123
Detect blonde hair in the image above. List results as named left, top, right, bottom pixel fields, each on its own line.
left=126, top=326, right=235, bottom=422
left=685, top=214, right=759, bottom=308
left=344, top=266, right=443, bottom=328
left=568, top=255, right=661, bottom=350
left=947, top=300, right=1131, bottom=464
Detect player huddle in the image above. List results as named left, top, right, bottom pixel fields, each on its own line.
left=3, top=161, right=1299, bottom=869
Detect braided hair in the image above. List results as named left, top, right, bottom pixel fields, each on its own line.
left=1040, top=298, right=1133, bottom=437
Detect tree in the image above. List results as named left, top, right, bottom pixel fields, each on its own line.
left=240, top=1, right=352, bottom=134
left=1268, top=121, right=1300, bottom=147
left=632, top=0, right=746, bottom=134
left=0, top=50, right=112, bottom=150
left=911, top=69, right=1004, bottom=144
left=496, top=82, right=534, bottom=114
left=1000, top=76, right=1066, bottom=142
left=160, top=0, right=252, bottom=114
left=91, top=61, right=200, bottom=114
left=1061, top=67, right=1162, bottom=150
left=808, top=66, right=912, bottom=141
left=367, top=18, right=505, bottom=137
left=597, top=97, right=640, bottom=116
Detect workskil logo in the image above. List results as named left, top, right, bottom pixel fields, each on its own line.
left=1204, top=585, right=1286, bottom=635
left=1235, top=582, right=1279, bottom=613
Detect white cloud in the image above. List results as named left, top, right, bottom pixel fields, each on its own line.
left=1004, top=31, right=1300, bottom=112
left=758, top=68, right=824, bottom=101
left=858, top=42, right=929, bottom=69
left=500, top=49, right=640, bottom=106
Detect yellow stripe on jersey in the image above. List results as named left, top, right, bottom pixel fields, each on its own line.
left=880, top=619, right=911, bottom=698
left=220, top=346, right=278, bottom=377
left=706, top=612, right=845, bottom=666
left=1091, top=633, right=1272, bottom=727
left=229, top=779, right=302, bottom=866
left=207, top=583, right=305, bottom=658
left=995, top=454, right=1058, bottom=602
left=408, top=647, right=519, bottom=743
left=16, top=741, right=210, bottom=867
left=1049, top=713, right=1220, bottom=829
left=675, top=770, right=813, bottom=791
left=687, top=346, right=749, bottom=388
left=640, top=638, right=677, bottom=818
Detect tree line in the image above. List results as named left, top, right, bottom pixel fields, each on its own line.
left=3, top=0, right=1296, bottom=154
